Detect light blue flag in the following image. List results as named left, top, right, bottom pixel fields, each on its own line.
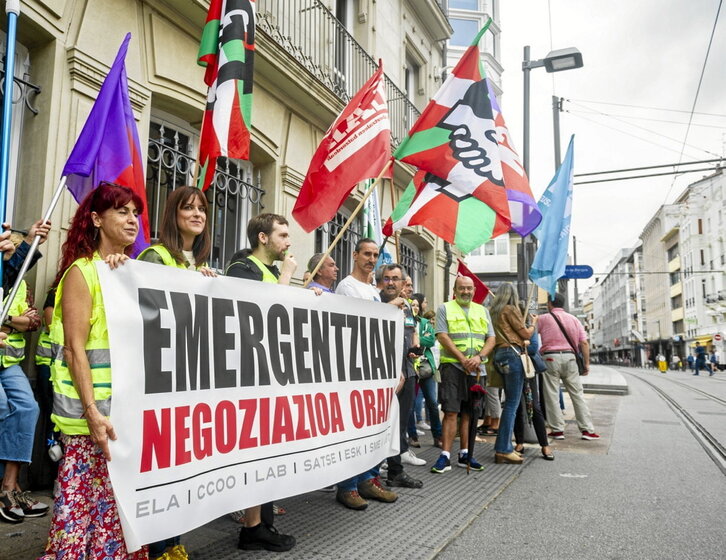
left=363, top=181, right=393, bottom=267
left=529, top=135, right=575, bottom=297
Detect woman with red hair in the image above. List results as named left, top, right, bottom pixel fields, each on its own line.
left=41, top=182, right=148, bottom=559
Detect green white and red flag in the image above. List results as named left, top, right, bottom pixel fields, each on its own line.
left=487, top=79, right=541, bottom=236
left=196, top=0, right=255, bottom=190
left=382, top=169, right=504, bottom=252
left=292, top=62, right=391, bottom=232
left=385, top=20, right=515, bottom=250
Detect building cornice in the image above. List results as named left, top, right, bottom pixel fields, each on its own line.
left=66, top=48, right=151, bottom=112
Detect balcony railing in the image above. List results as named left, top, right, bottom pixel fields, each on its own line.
left=257, top=0, right=420, bottom=146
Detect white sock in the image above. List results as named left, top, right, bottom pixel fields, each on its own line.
left=442, top=450, right=450, bottom=459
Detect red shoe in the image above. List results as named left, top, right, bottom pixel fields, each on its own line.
left=581, top=431, right=600, bottom=440
left=548, top=431, right=565, bottom=440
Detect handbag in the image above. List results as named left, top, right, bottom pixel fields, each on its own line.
left=417, top=359, right=434, bottom=380
left=494, top=323, right=534, bottom=379
left=518, top=347, right=535, bottom=379
left=548, top=311, right=587, bottom=375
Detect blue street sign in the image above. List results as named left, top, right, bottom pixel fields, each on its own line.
left=563, top=265, right=593, bottom=279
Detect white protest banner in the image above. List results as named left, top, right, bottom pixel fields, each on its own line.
left=97, top=261, right=402, bottom=551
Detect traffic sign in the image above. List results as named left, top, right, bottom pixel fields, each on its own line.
left=715, top=333, right=723, bottom=342
left=563, top=265, right=593, bottom=279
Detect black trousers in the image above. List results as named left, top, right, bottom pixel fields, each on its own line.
left=513, top=375, right=549, bottom=447
left=387, top=376, right=416, bottom=478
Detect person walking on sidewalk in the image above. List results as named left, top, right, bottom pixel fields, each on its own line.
left=693, top=342, right=713, bottom=376
left=431, top=276, right=495, bottom=473
left=537, top=293, right=600, bottom=441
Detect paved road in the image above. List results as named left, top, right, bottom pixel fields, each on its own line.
left=4, top=366, right=726, bottom=559
left=438, top=366, right=726, bottom=560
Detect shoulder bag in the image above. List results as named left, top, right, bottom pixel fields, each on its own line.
left=548, top=312, right=587, bottom=375
left=494, top=323, right=534, bottom=379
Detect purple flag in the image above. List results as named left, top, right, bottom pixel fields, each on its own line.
left=62, top=33, right=150, bottom=255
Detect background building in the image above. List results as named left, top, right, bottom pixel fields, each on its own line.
left=2, top=0, right=456, bottom=369
left=591, top=170, right=725, bottom=366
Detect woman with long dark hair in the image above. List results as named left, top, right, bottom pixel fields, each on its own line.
left=138, top=186, right=214, bottom=276
left=41, top=183, right=148, bottom=559
left=137, top=186, right=215, bottom=559
left=490, top=283, right=536, bottom=464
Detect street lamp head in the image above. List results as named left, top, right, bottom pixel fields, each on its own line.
left=543, top=47, right=584, bottom=73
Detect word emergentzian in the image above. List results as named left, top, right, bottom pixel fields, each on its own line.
left=139, top=288, right=399, bottom=393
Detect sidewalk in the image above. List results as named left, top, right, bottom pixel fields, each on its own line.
left=2, top=366, right=624, bottom=559
left=581, top=365, right=628, bottom=395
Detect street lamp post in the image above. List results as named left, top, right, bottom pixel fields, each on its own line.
left=518, top=45, right=584, bottom=301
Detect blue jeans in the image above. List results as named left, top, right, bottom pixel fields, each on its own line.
left=419, top=375, right=442, bottom=439
left=407, top=378, right=442, bottom=439
left=493, top=348, right=525, bottom=454
left=0, top=365, right=39, bottom=463
left=337, top=465, right=380, bottom=492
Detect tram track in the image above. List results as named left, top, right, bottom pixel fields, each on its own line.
left=635, top=372, right=726, bottom=407
left=617, top=367, right=726, bottom=476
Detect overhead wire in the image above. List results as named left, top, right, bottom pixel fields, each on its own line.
left=567, top=100, right=721, bottom=157
left=567, top=111, right=707, bottom=160
left=663, top=0, right=724, bottom=203
left=566, top=109, right=726, bottom=130
left=566, top=98, right=726, bottom=119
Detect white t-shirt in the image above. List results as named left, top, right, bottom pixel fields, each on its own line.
left=182, top=250, right=196, bottom=269
left=335, top=275, right=380, bottom=301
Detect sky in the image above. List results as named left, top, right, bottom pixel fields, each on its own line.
left=497, top=0, right=726, bottom=292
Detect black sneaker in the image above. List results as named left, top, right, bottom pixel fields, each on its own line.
left=238, top=523, right=296, bottom=552
left=386, top=471, right=423, bottom=489
left=0, top=490, right=24, bottom=524
left=13, top=491, right=49, bottom=518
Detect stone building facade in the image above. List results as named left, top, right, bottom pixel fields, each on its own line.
left=2, top=0, right=456, bottom=345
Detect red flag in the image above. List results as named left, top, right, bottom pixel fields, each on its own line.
left=456, top=258, right=490, bottom=304
left=292, top=62, right=391, bottom=232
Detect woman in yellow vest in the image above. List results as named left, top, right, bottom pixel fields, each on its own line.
left=41, top=183, right=148, bottom=559
left=137, top=186, right=215, bottom=278
left=137, top=186, right=213, bottom=560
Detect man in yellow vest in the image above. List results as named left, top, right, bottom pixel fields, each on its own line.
left=226, top=213, right=297, bottom=284
left=432, top=276, right=495, bottom=473
left=225, top=213, right=296, bottom=553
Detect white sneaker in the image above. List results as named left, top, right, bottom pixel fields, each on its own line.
left=416, top=429, right=425, bottom=436
left=401, top=450, right=426, bottom=466
left=416, top=421, right=431, bottom=430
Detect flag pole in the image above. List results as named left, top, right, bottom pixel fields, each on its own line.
left=304, top=159, right=393, bottom=288
left=386, top=174, right=402, bottom=262
left=0, top=0, right=21, bottom=288
left=0, top=176, right=67, bottom=325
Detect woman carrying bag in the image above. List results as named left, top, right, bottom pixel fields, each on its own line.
left=513, top=301, right=554, bottom=461
left=490, top=283, right=536, bottom=464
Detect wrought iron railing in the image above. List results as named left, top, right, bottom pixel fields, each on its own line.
left=256, top=0, right=420, bottom=146
left=145, top=123, right=264, bottom=270
left=400, top=241, right=428, bottom=292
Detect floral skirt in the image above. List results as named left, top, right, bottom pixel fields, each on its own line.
left=39, top=434, right=148, bottom=560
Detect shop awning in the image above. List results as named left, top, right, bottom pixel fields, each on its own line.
left=689, top=334, right=713, bottom=347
